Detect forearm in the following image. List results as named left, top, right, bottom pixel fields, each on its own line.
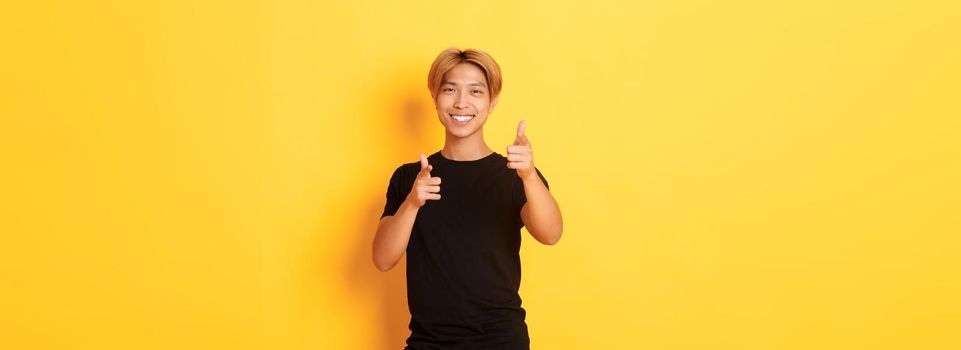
left=372, top=200, right=419, bottom=271
left=522, top=176, right=563, bottom=245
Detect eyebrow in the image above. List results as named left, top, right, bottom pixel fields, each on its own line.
left=442, top=81, right=487, bottom=88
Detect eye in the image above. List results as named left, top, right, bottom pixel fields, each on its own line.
left=443, top=87, right=454, bottom=93
left=471, top=89, right=482, bottom=94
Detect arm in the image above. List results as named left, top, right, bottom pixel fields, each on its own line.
left=520, top=174, right=563, bottom=245
left=372, top=200, right=419, bottom=271
left=507, top=120, right=563, bottom=246
left=372, top=154, right=441, bottom=272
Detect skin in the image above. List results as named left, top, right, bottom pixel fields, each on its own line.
left=372, top=63, right=563, bottom=272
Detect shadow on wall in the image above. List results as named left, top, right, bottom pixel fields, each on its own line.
left=344, top=65, right=436, bottom=349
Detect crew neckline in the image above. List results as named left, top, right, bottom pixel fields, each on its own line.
left=431, top=151, right=499, bottom=165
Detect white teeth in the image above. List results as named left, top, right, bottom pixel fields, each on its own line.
left=452, top=115, right=474, bottom=122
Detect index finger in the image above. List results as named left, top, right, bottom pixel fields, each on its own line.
left=516, top=120, right=527, bottom=138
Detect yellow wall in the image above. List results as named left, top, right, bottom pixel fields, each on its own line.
left=2, top=1, right=959, bottom=349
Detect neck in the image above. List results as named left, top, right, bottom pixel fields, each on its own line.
left=441, top=130, right=493, bottom=161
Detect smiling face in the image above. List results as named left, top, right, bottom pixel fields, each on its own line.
left=435, top=63, right=499, bottom=139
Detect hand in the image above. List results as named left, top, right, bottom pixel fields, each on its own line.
left=406, top=153, right=442, bottom=208
left=507, top=120, right=536, bottom=181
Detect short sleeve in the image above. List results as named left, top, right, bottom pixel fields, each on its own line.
left=512, top=167, right=549, bottom=215
left=381, top=166, right=408, bottom=219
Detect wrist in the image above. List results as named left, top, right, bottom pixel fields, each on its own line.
left=521, top=172, right=541, bottom=185
left=401, top=197, right=421, bottom=211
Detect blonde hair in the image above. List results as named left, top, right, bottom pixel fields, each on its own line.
left=427, top=47, right=502, bottom=102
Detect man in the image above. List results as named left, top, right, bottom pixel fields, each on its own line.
left=372, top=47, right=563, bottom=349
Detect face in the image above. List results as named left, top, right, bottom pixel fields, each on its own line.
left=435, top=63, right=498, bottom=139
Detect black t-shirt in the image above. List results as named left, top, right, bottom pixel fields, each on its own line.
left=381, top=151, right=549, bottom=350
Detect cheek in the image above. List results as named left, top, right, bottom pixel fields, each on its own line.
left=474, top=98, right=491, bottom=112
left=435, top=95, right=453, bottom=108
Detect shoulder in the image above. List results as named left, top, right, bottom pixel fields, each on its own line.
left=389, top=161, right=421, bottom=181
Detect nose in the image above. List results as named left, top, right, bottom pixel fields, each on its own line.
left=454, top=91, right=468, bottom=109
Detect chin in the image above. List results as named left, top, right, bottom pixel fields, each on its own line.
left=446, top=127, right=478, bottom=138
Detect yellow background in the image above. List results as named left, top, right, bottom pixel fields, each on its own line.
left=2, top=1, right=959, bottom=349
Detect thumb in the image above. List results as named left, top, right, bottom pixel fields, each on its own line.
left=514, top=120, right=528, bottom=145
left=419, top=153, right=431, bottom=175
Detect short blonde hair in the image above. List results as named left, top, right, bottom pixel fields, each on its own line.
left=427, top=47, right=502, bottom=102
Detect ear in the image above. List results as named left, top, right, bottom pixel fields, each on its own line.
left=489, top=95, right=499, bottom=114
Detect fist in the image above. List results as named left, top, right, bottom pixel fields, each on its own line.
left=407, top=153, right=442, bottom=208
left=507, top=120, right=536, bottom=180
